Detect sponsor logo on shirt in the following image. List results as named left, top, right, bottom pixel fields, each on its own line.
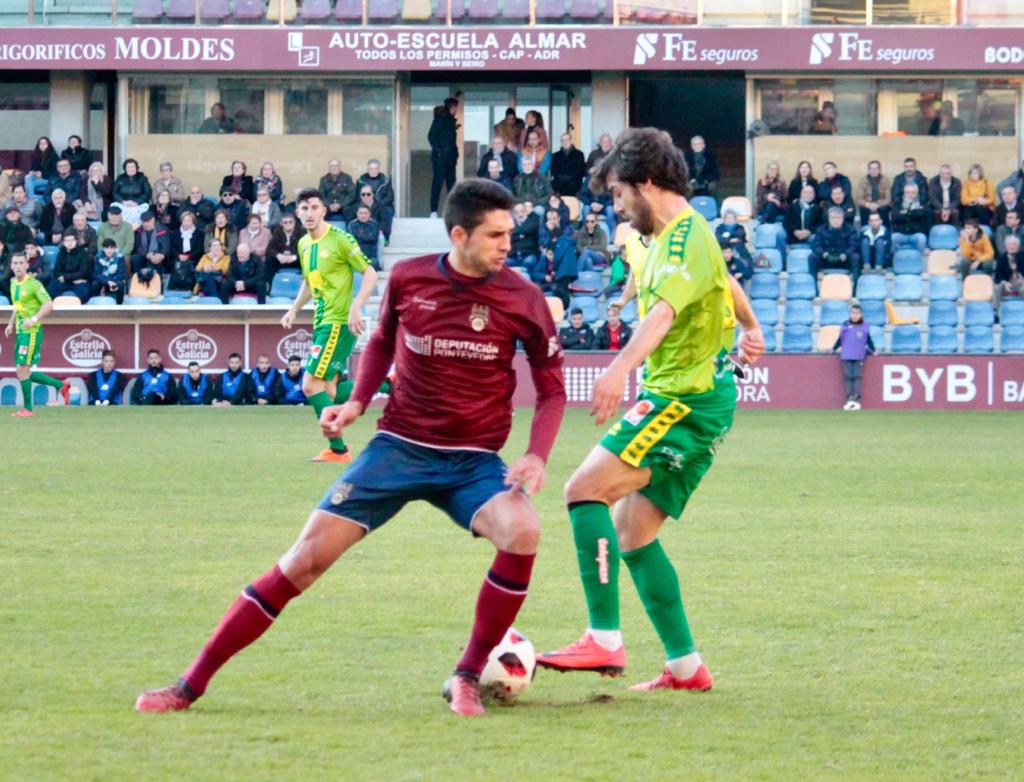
left=404, top=332, right=498, bottom=361
left=62, top=328, right=112, bottom=368
left=469, top=303, right=489, bottom=332
left=412, top=296, right=437, bottom=311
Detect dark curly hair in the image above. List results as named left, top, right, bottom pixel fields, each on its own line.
left=590, top=127, right=691, bottom=199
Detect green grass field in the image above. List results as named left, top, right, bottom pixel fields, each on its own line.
left=2, top=406, right=1022, bottom=781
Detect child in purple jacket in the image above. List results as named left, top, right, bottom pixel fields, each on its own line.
left=832, top=304, right=875, bottom=410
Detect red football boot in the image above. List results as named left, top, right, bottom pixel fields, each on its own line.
left=537, top=633, right=626, bottom=677
left=59, top=380, right=71, bottom=405
left=310, top=448, right=352, bottom=463
left=135, top=681, right=196, bottom=713
left=10, top=409, right=34, bottom=418
left=629, top=664, right=713, bottom=692
left=442, top=674, right=485, bottom=717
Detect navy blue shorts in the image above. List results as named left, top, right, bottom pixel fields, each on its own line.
left=316, top=433, right=509, bottom=533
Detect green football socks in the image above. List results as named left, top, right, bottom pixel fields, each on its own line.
left=308, top=390, right=347, bottom=452
left=20, top=379, right=32, bottom=411
left=622, top=539, right=696, bottom=659
left=333, top=380, right=355, bottom=404
left=30, top=371, right=64, bottom=390
left=568, top=501, right=621, bottom=631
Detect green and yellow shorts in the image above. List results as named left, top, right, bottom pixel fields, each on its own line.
left=15, top=329, right=42, bottom=367
left=306, top=323, right=356, bottom=381
left=600, top=383, right=736, bottom=519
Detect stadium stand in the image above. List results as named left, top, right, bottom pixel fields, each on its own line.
left=890, top=325, right=922, bottom=353
left=927, top=326, right=958, bottom=353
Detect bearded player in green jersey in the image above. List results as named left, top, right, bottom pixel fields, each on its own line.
left=281, top=188, right=378, bottom=462
left=540, top=128, right=765, bottom=691
left=5, top=252, right=71, bottom=417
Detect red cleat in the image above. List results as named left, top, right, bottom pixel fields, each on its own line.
left=537, top=633, right=626, bottom=677
left=135, top=681, right=196, bottom=713
left=442, top=674, right=486, bottom=717
left=629, top=664, right=713, bottom=692
left=10, top=409, right=34, bottom=418
left=310, top=448, right=352, bottom=463
left=59, top=380, right=71, bottom=405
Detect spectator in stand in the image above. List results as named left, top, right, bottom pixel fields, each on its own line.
left=931, top=101, right=965, bottom=136
left=178, top=361, right=215, bottom=406
left=810, top=207, right=860, bottom=280
left=961, top=163, right=996, bottom=226
left=98, top=205, right=135, bottom=260
left=508, top=201, right=540, bottom=277
left=575, top=212, right=609, bottom=271
left=856, top=160, right=892, bottom=228
left=890, top=157, right=928, bottom=207
left=172, top=210, right=203, bottom=260
left=196, top=238, right=230, bottom=298
left=520, top=128, right=552, bottom=176
left=860, top=212, right=891, bottom=271
left=494, top=107, right=525, bottom=152
left=266, top=212, right=304, bottom=284
left=3, top=184, right=43, bottom=234
left=91, top=238, right=127, bottom=303
left=240, top=214, right=272, bottom=261
left=715, top=210, right=752, bottom=266
left=217, top=188, right=249, bottom=231
left=153, top=161, right=186, bottom=205
left=133, top=210, right=170, bottom=277
left=344, top=185, right=382, bottom=224
left=560, top=307, right=595, bottom=350
left=825, top=184, right=856, bottom=228
left=255, top=162, right=284, bottom=204
left=166, top=249, right=197, bottom=297
left=25, top=136, right=58, bottom=198
left=580, top=176, right=615, bottom=239
left=484, top=159, right=515, bottom=194
left=128, top=263, right=161, bottom=299
left=198, top=102, right=235, bottom=134
left=787, top=160, right=817, bottom=204
left=994, top=234, right=1024, bottom=311
left=280, top=355, right=307, bottom=405
left=86, top=350, right=126, bottom=405
left=891, top=182, right=931, bottom=252
left=755, top=162, right=786, bottom=223
left=71, top=211, right=97, bottom=255
left=249, top=354, right=282, bottom=406
left=112, top=158, right=152, bottom=215
left=810, top=101, right=839, bottom=135
left=997, top=159, right=1024, bottom=197
left=40, top=189, right=76, bottom=246
left=213, top=353, right=251, bottom=406
left=538, top=209, right=578, bottom=303
left=2, top=204, right=34, bottom=252
left=684, top=135, right=719, bottom=197
left=514, top=157, right=552, bottom=211
left=785, top=184, right=823, bottom=244
left=594, top=302, right=633, bottom=351
left=928, top=164, right=962, bottom=227
left=132, top=349, right=177, bottom=405
left=519, top=110, right=549, bottom=157
left=545, top=193, right=571, bottom=229
left=49, top=231, right=92, bottom=301
left=179, top=186, right=215, bottom=232
left=25, top=241, right=53, bottom=288
left=222, top=243, right=265, bottom=303
left=817, top=161, right=852, bottom=205
left=586, top=133, right=614, bottom=172
left=61, top=135, right=92, bottom=174
left=993, top=184, right=1022, bottom=228
left=250, top=187, right=282, bottom=229
left=348, top=205, right=381, bottom=270
left=832, top=304, right=874, bottom=412
left=539, top=206, right=575, bottom=247
left=477, top=136, right=518, bottom=179
left=153, top=190, right=179, bottom=232
left=81, top=162, right=113, bottom=222
left=356, top=159, right=394, bottom=245
left=319, top=159, right=357, bottom=222
left=550, top=133, right=587, bottom=198
left=995, top=210, right=1023, bottom=255
left=958, top=219, right=995, bottom=278
left=0, top=237, right=7, bottom=286
left=48, top=158, right=83, bottom=206
left=722, top=244, right=752, bottom=289
left=221, top=161, right=255, bottom=205
left=428, top=98, right=460, bottom=218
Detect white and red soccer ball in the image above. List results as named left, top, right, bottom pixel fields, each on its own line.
left=480, top=628, right=536, bottom=700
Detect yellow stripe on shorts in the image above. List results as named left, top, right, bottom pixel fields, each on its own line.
left=620, top=400, right=690, bottom=467
left=314, top=323, right=341, bottom=379
left=27, top=331, right=37, bottom=363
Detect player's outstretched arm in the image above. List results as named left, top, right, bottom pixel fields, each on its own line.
left=348, top=265, right=378, bottom=337
left=281, top=280, right=312, bottom=330
left=728, top=276, right=765, bottom=365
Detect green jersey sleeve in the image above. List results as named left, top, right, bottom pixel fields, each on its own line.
left=650, top=229, right=712, bottom=316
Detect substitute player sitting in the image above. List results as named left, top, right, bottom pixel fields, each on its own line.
left=281, top=188, right=378, bottom=462
left=5, top=251, right=70, bottom=416
left=136, top=179, right=566, bottom=718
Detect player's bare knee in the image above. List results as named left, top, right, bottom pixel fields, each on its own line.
left=301, top=374, right=321, bottom=397
left=564, top=467, right=605, bottom=505
left=503, top=517, right=540, bottom=554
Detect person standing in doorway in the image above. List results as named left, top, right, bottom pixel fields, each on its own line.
left=428, top=97, right=459, bottom=218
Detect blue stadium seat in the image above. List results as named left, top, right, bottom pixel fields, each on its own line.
left=820, top=299, right=850, bottom=326
left=0, top=295, right=9, bottom=305
left=927, top=325, right=958, bottom=353
left=892, top=274, right=923, bottom=301
left=754, top=222, right=784, bottom=249
left=0, top=383, right=16, bottom=407
left=752, top=298, right=778, bottom=327
left=749, top=273, right=780, bottom=301
left=43, top=245, right=59, bottom=265
left=1000, top=325, right=1024, bottom=352
left=194, top=296, right=223, bottom=305
left=861, top=299, right=886, bottom=327
left=568, top=296, right=600, bottom=323
left=783, top=299, right=814, bottom=326
left=980, top=224, right=993, bottom=238
left=870, top=325, right=885, bottom=351
left=964, top=325, right=994, bottom=353
left=855, top=274, right=887, bottom=301
left=229, top=295, right=258, bottom=306
left=690, top=196, right=718, bottom=222
left=572, top=270, right=603, bottom=295
left=785, top=247, right=811, bottom=274
left=892, top=249, right=923, bottom=275
left=752, top=248, right=783, bottom=274
left=84, top=295, right=116, bottom=306
left=1000, top=299, right=1024, bottom=326
left=928, top=275, right=960, bottom=302
left=123, top=296, right=154, bottom=305
left=781, top=324, right=812, bottom=353
left=335, top=0, right=363, bottom=19
left=763, top=327, right=777, bottom=352
left=964, top=300, right=995, bottom=326
left=270, top=271, right=302, bottom=299
left=619, top=299, right=638, bottom=323
left=163, top=288, right=192, bottom=300
left=890, top=325, right=922, bottom=353
left=502, top=0, right=530, bottom=19
left=266, top=296, right=293, bottom=305
left=536, top=0, right=566, bottom=19
left=785, top=273, right=816, bottom=300
left=367, top=0, right=398, bottom=21
left=927, top=300, right=958, bottom=327
left=132, top=0, right=164, bottom=21
left=928, top=224, right=960, bottom=250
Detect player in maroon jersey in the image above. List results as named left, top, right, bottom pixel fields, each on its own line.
left=136, top=179, right=566, bottom=718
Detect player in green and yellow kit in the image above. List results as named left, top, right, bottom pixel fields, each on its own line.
left=540, top=128, right=766, bottom=690
left=281, top=188, right=378, bottom=462
left=5, top=252, right=70, bottom=417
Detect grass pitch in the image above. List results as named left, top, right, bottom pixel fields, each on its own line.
left=2, top=406, right=1022, bottom=781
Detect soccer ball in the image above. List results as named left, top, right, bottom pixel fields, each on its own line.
left=479, top=628, right=536, bottom=700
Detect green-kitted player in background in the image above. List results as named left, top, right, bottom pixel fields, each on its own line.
left=5, top=252, right=70, bottom=417
left=281, top=188, right=378, bottom=463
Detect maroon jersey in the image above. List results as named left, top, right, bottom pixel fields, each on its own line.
left=352, top=254, right=566, bottom=458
